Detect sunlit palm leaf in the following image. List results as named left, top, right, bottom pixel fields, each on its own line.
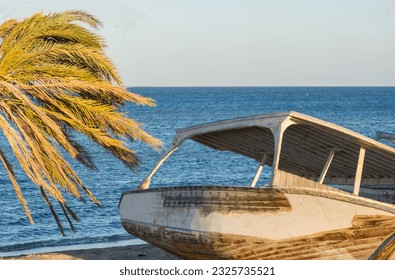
left=0, top=11, right=162, bottom=234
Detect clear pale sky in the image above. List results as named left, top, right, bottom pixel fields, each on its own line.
left=1, top=0, right=395, bottom=86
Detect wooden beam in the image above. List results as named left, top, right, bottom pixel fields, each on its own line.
left=273, top=130, right=285, bottom=171
left=318, top=149, right=336, bottom=184
left=353, top=146, right=366, bottom=196
left=250, top=153, right=268, bottom=187
left=328, top=177, right=395, bottom=186
left=270, top=118, right=295, bottom=187
left=139, top=145, right=179, bottom=190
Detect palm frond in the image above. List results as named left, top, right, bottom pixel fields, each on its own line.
left=0, top=19, right=17, bottom=38
left=40, top=187, right=65, bottom=236
left=0, top=148, right=33, bottom=223
left=22, top=45, right=121, bottom=83
left=0, top=112, right=65, bottom=202
left=50, top=10, right=103, bottom=29
left=0, top=11, right=162, bottom=233
left=24, top=80, right=155, bottom=106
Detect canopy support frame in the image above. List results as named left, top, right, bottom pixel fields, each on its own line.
left=250, top=152, right=268, bottom=188
left=353, top=146, right=366, bottom=196
left=139, top=144, right=180, bottom=190
left=318, top=149, right=336, bottom=184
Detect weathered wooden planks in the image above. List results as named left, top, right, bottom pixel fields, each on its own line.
left=368, top=233, right=395, bottom=260
left=122, top=215, right=395, bottom=260
left=162, top=187, right=291, bottom=213
left=180, top=112, right=395, bottom=186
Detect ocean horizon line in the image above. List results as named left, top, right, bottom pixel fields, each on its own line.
left=126, top=85, right=395, bottom=88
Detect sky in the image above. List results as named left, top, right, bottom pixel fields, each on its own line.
left=0, top=0, right=395, bottom=86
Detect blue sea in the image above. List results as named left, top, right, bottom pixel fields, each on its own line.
left=1, top=87, right=395, bottom=257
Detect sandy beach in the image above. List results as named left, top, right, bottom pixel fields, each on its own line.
left=2, top=244, right=177, bottom=260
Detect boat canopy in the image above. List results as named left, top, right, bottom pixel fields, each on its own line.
left=140, top=112, right=395, bottom=190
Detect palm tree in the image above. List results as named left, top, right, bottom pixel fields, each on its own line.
left=0, top=11, right=162, bottom=235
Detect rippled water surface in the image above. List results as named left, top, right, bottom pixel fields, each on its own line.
left=1, top=87, right=394, bottom=256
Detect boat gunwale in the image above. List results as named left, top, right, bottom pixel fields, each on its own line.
left=119, top=185, right=395, bottom=214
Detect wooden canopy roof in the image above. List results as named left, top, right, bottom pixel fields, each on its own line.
left=174, top=112, right=395, bottom=186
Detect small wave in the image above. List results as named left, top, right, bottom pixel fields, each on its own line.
left=0, top=233, right=138, bottom=257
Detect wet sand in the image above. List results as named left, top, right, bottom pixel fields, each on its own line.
left=3, top=244, right=178, bottom=260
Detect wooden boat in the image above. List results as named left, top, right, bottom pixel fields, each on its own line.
left=119, top=111, right=395, bottom=260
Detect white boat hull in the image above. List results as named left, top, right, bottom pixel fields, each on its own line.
left=119, top=186, right=395, bottom=259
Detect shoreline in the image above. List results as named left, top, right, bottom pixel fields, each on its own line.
left=2, top=243, right=176, bottom=260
